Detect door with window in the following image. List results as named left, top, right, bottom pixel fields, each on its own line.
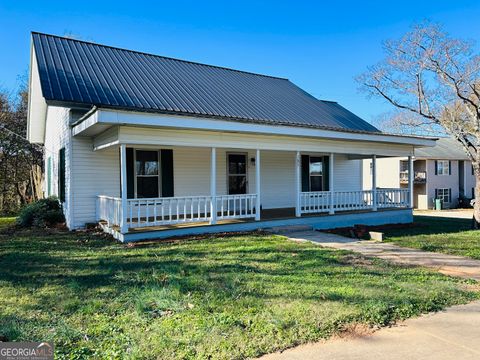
left=227, top=153, right=248, bottom=194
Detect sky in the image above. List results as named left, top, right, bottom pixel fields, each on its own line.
left=1, top=0, right=480, bottom=124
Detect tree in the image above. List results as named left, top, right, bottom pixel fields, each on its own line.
left=358, top=22, right=480, bottom=227
left=0, top=84, right=43, bottom=215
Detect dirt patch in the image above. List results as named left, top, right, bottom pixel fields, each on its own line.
left=323, top=222, right=423, bottom=239
left=125, top=230, right=270, bottom=248
left=334, top=322, right=377, bottom=339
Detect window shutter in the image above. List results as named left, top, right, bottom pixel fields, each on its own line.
left=126, top=148, right=134, bottom=199
left=434, top=188, right=438, bottom=199
left=59, top=148, right=66, bottom=202
left=161, top=149, right=174, bottom=197
left=301, top=155, right=310, bottom=192
left=449, top=161, right=452, bottom=175
left=47, top=157, right=52, bottom=196
left=434, top=160, right=438, bottom=175
left=323, top=155, right=330, bottom=191
left=448, top=188, right=452, bottom=202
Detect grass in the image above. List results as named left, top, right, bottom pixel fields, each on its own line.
left=0, top=216, right=16, bottom=230
left=0, top=222, right=478, bottom=359
left=383, top=216, right=480, bottom=259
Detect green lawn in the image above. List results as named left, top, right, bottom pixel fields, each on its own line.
left=0, top=223, right=478, bottom=359
left=383, top=216, right=480, bottom=260
left=0, top=216, right=15, bottom=230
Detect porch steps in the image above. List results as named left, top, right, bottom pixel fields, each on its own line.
left=264, top=224, right=313, bottom=234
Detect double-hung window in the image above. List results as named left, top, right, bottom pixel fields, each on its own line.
left=436, top=188, right=451, bottom=204
left=436, top=160, right=450, bottom=175
left=135, top=150, right=160, bottom=198
left=309, top=157, right=324, bottom=191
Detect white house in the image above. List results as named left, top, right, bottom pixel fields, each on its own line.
left=363, top=137, right=475, bottom=209
left=27, top=33, right=435, bottom=242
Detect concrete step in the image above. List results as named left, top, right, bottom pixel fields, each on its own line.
left=264, top=224, right=313, bottom=234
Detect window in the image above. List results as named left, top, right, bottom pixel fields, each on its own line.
left=309, top=156, right=324, bottom=191
left=436, top=160, right=450, bottom=175
left=58, top=148, right=66, bottom=202
left=135, top=150, right=160, bottom=198
left=400, top=160, right=408, bottom=172
left=436, top=188, right=451, bottom=203
left=227, top=153, right=247, bottom=194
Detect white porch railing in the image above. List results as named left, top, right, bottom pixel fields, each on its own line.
left=97, top=194, right=258, bottom=229
left=96, top=195, right=122, bottom=226
left=300, top=189, right=409, bottom=214
left=376, top=188, right=410, bottom=208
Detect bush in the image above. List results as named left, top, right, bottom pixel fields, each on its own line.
left=17, top=197, right=65, bottom=228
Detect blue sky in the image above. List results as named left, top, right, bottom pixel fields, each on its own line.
left=1, top=0, right=480, bottom=123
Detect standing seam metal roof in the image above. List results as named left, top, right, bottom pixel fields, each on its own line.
left=32, top=32, right=379, bottom=133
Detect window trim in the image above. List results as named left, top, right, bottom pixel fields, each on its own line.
left=436, top=160, right=450, bottom=176
left=134, top=149, right=161, bottom=199
left=226, top=152, right=248, bottom=195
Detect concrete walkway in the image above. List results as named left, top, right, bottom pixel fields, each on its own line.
left=288, top=231, right=480, bottom=281
left=260, top=301, right=480, bottom=360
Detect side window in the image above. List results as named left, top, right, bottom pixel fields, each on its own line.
left=59, top=148, right=66, bottom=202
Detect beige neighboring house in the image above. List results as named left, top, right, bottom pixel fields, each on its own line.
left=363, top=137, right=475, bottom=210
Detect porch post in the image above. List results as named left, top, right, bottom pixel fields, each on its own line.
left=295, top=151, right=301, bottom=217
left=408, top=155, right=414, bottom=208
left=210, top=147, right=217, bottom=224
left=255, top=149, right=261, bottom=220
left=329, top=153, right=335, bottom=214
left=372, top=154, right=377, bottom=211
left=120, top=144, right=128, bottom=233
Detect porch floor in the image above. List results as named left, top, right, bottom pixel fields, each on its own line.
left=126, top=207, right=402, bottom=233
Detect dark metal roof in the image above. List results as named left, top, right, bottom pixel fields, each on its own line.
left=415, top=137, right=470, bottom=160
left=31, top=32, right=379, bottom=133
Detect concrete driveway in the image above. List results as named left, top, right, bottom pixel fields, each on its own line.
left=260, top=301, right=480, bottom=360
left=414, top=209, right=473, bottom=219
left=288, top=231, right=480, bottom=281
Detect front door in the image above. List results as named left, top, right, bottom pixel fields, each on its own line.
left=227, top=153, right=248, bottom=194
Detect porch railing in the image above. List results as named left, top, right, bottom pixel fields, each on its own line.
left=97, top=194, right=258, bottom=229
left=300, top=188, right=409, bottom=214
left=376, top=188, right=409, bottom=208
left=96, top=195, right=122, bottom=227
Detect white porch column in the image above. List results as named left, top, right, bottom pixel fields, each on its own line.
left=295, top=151, right=301, bottom=217
left=408, top=155, right=414, bottom=208
left=255, top=149, right=261, bottom=221
left=120, top=144, right=128, bottom=233
left=329, top=153, right=335, bottom=214
left=210, top=147, right=217, bottom=224
left=372, top=154, right=377, bottom=211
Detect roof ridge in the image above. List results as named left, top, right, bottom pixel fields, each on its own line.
left=31, top=31, right=289, bottom=81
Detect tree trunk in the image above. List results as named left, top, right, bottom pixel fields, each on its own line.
left=473, top=164, right=480, bottom=229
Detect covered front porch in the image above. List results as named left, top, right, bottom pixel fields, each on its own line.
left=95, top=144, right=413, bottom=241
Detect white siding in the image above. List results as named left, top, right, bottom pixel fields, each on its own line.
left=260, top=151, right=296, bottom=209
left=362, top=157, right=403, bottom=190
left=334, top=154, right=362, bottom=191
left=70, top=137, right=120, bottom=227
left=43, top=106, right=72, bottom=226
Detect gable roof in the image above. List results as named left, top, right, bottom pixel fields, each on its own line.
left=415, top=137, right=470, bottom=160
left=31, top=32, right=379, bottom=133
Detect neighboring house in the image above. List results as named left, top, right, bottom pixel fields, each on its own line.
left=363, top=137, right=475, bottom=210
left=27, top=33, right=435, bottom=242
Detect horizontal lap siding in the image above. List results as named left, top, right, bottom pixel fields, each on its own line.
left=333, top=154, right=362, bottom=191
left=71, top=138, right=120, bottom=227
left=260, top=151, right=295, bottom=209
left=43, top=107, right=72, bottom=225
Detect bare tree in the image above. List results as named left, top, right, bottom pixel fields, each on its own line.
left=0, top=84, right=43, bottom=214
left=358, top=22, right=480, bottom=227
